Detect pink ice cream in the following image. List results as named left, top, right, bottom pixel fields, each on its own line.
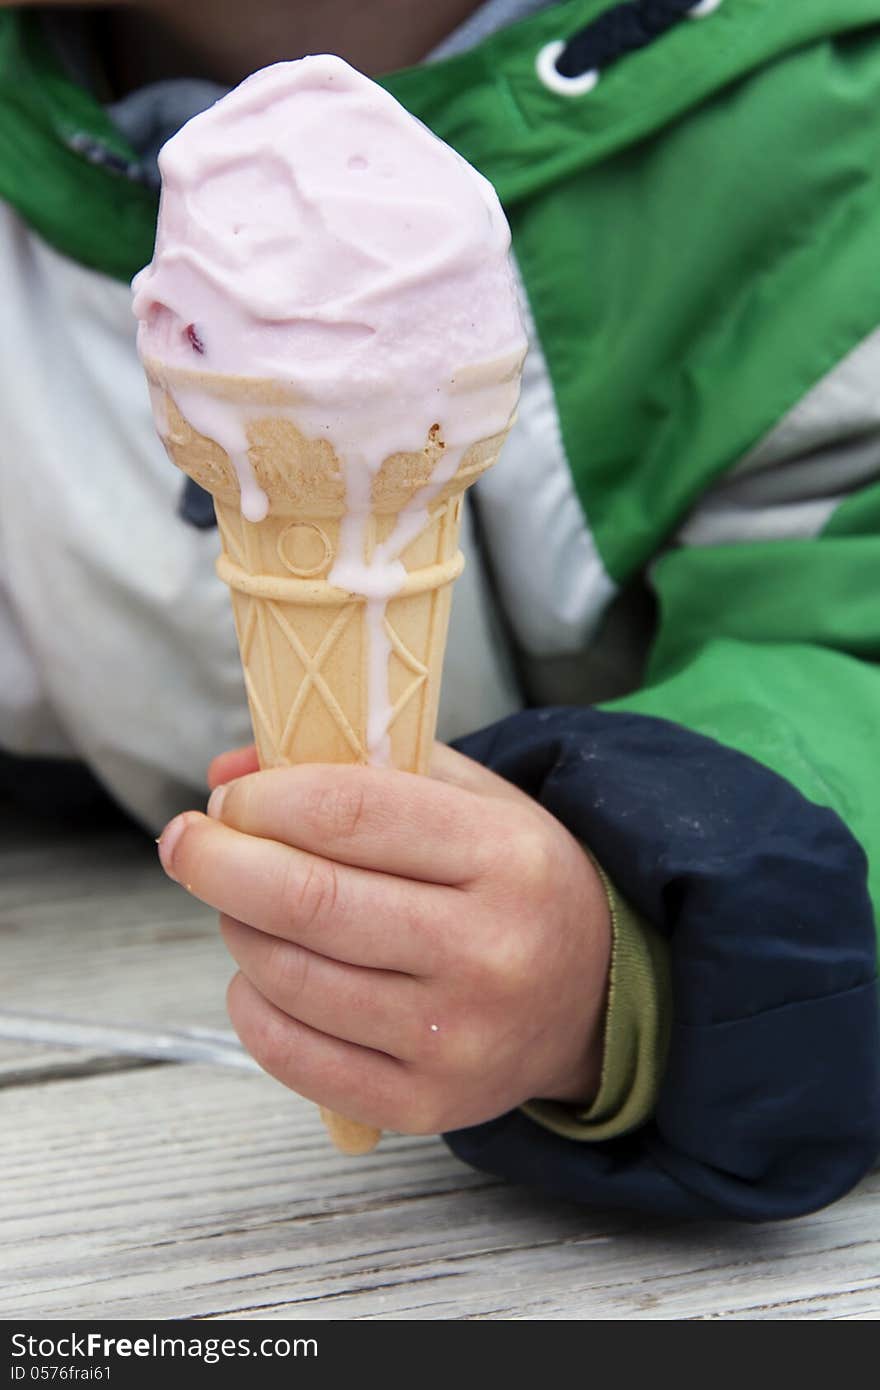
left=134, top=55, right=524, bottom=374
left=132, top=55, right=526, bottom=761
left=133, top=55, right=525, bottom=511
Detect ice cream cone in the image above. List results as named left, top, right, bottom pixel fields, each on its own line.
left=147, top=361, right=512, bottom=1153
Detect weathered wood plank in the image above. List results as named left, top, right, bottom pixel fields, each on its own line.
left=0, top=808, right=230, bottom=1034
left=2, top=1061, right=878, bottom=1320
left=3, top=807, right=879, bottom=1320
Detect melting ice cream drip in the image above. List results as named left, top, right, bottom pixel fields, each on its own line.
left=329, top=435, right=465, bottom=766
left=169, top=387, right=269, bottom=523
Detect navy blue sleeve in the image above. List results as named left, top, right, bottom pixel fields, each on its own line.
left=447, top=707, right=880, bottom=1221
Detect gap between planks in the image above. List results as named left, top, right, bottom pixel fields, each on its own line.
left=0, top=1054, right=172, bottom=1090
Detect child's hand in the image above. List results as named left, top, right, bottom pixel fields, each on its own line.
left=158, top=745, right=612, bottom=1134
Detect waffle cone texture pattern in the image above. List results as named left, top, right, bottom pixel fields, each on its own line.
left=152, top=367, right=506, bottom=776
left=148, top=364, right=509, bottom=1153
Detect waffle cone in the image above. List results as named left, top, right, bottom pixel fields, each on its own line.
left=147, top=362, right=511, bottom=1152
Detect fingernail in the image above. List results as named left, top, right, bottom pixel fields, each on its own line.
left=207, top=783, right=227, bottom=820
left=157, top=814, right=187, bottom=880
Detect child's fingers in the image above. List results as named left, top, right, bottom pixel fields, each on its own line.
left=207, top=744, right=259, bottom=790
left=220, top=916, right=423, bottom=1061
left=226, top=971, right=410, bottom=1132
left=207, top=743, right=509, bottom=799
left=158, top=812, right=447, bottom=973
left=207, top=763, right=505, bottom=884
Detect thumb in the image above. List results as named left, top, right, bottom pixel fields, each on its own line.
left=207, top=743, right=260, bottom=790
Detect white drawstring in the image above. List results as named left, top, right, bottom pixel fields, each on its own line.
left=536, top=0, right=723, bottom=97
left=535, top=39, right=600, bottom=96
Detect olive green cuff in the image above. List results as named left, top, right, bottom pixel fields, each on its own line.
left=523, top=864, right=671, bottom=1142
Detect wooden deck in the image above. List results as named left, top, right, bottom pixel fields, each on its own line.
left=2, top=803, right=878, bottom=1320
